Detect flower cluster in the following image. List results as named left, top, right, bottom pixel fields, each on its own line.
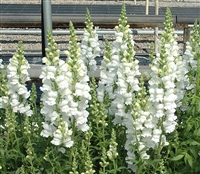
left=40, top=31, right=74, bottom=149
left=113, top=36, right=140, bottom=172
left=148, top=9, right=186, bottom=148
left=97, top=4, right=141, bottom=171
left=40, top=23, right=91, bottom=150
left=176, top=42, right=197, bottom=111
left=107, top=129, right=118, bottom=162
left=0, top=59, right=3, bottom=69
left=66, top=21, right=91, bottom=132
left=5, top=42, right=32, bottom=116
left=81, top=9, right=100, bottom=75
left=97, top=4, right=136, bottom=108
left=179, top=22, right=199, bottom=112
left=97, top=40, right=113, bottom=105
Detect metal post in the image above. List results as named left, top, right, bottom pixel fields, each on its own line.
left=145, top=0, right=149, bottom=15
left=42, top=0, right=52, bottom=57
left=154, top=0, right=159, bottom=53
left=183, top=27, right=190, bottom=53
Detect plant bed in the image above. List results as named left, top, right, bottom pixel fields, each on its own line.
left=0, top=5, right=200, bottom=174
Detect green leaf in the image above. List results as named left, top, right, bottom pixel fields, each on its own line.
left=15, top=168, right=21, bottom=174
left=184, top=153, right=193, bottom=168
left=195, top=128, right=200, bottom=137
left=187, top=140, right=200, bottom=146
left=171, top=154, right=184, bottom=161
left=195, top=164, right=200, bottom=173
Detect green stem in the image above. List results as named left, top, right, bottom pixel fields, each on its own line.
left=194, top=52, right=200, bottom=113
left=154, top=125, right=165, bottom=173
left=156, top=119, right=166, bottom=160
left=112, top=159, right=118, bottom=174
left=156, top=135, right=163, bottom=160
left=70, top=119, right=76, bottom=165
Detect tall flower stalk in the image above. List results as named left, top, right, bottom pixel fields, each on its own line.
left=168, top=21, right=200, bottom=173
left=0, top=58, right=7, bottom=132
left=40, top=30, right=74, bottom=149
left=98, top=4, right=141, bottom=172
left=112, top=34, right=140, bottom=172
left=6, top=41, right=32, bottom=116
left=97, top=4, right=142, bottom=172
left=81, top=9, right=101, bottom=75
left=66, top=21, right=91, bottom=132
left=1, top=42, right=33, bottom=172
left=189, top=21, right=200, bottom=114
left=147, top=8, right=187, bottom=160
left=97, top=39, right=114, bottom=115
left=129, top=76, right=152, bottom=173
left=98, top=4, right=134, bottom=107
left=89, top=77, right=110, bottom=173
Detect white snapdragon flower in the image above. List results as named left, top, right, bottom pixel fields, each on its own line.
left=6, top=43, right=32, bottom=116
left=111, top=33, right=141, bottom=171
left=40, top=58, right=74, bottom=148
left=0, top=59, right=4, bottom=69
left=178, top=43, right=197, bottom=111
left=51, top=121, right=74, bottom=148
left=152, top=128, right=162, bottom=144
left=74, top=83, right=91, bottom=99
left=97, top=23, right=133, bottom=115
left=138, top=142, right=150, bottom=159
left=98, top=5, right=145, bottom=171
left=0, top=96, right=8, bottom=109
left=148, top=9, right=189, bottom=149
left=81, top=10, right=101, bottom=75
left=65, top=22, right=91, bottom=132
left=97, top=40, right=117, bottom=103
left=66, top=59, right=91, bottom=132
left=40, top=122, right=56, bottom=138
left=40, top=32, right=75, bottom=149
left=148, top=49, right=178, bottom=146
left=81, top=30, right=100, bottom=74
left=98, top=53, right=119, bottom=104
left=149, top=88, right=164, bottom=103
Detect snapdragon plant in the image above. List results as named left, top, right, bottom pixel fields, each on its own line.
left=167, top=21, right=200, bottom=174
left=81, top=8, right=101, bottom=75
left=40, top=29, right=74, bottom=149
left=0, top=42, right=43, bottom=173
left=89, top=77, right=127, bottom=173
left=6, top=41, right=33, bottom=116
left=98, top=3, right=134, bottom=107
left=66, top=21, right=91, bottom=132
left=141, top=8, right=185, bottom=173
left=0, top=58, right=7, bottom=133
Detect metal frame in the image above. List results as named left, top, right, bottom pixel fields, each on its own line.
left=0, top=29, right=185, bottom=35
left=41, top=0, right=52, bottom=57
